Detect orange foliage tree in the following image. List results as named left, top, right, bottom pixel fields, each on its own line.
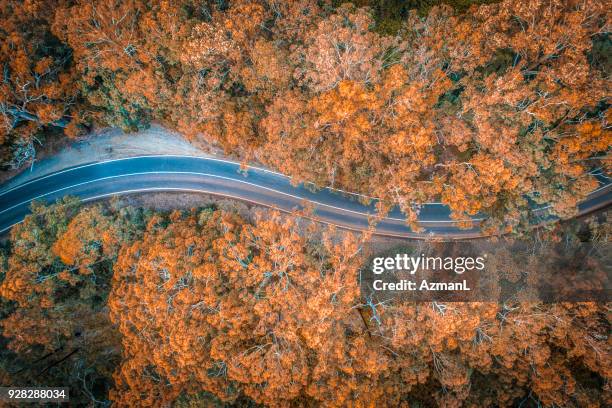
left=0, top=0, right=82, bottom=168
left=0, top=198, right=149, bottom=404
left=261, top=0, right=610, bottom=232
left=2, top=0, right=609, bottom=229
left=1, top=200, right=609, bottom=406
left=108, top=208, right=388, bottom=406
left=106, top=207, right=610, bottom=407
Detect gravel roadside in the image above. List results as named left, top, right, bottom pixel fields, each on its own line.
left=0, top=124, right=215, bottom=191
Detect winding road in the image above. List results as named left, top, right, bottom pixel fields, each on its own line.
left=0, top=155, right=610, bottom=239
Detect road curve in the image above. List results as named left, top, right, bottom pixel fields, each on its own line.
left=0, top=155, right=610, bottom=239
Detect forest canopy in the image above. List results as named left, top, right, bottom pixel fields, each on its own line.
left=1, top=1, right=610, bottom=406
left=0, top=199, right=610, bottom=406
left=1, top=0, right=610, bottom=232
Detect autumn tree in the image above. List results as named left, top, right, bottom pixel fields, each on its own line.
left=291, top=3, right=395, bottom=92
left=3, top=0, right=607, bottom=228
left=0, top=0, right=82, bottom=169
left=106, top=206, right=611, bottom=407
left=440, top=0, right=610, bottom=230
left=0, top=198, right=150, bottom=405
left=0, top=199, right=609, bottom=406
left=260, top=0, right=610, bottom=232
left=108, top=207, right=422, bottom=407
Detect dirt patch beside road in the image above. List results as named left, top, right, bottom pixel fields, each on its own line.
left=1, top=124, right=214, bottom=190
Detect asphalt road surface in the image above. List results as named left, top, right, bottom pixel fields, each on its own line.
left=0, top=155, right=610, bottom=239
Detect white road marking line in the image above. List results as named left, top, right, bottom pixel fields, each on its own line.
left=0, top=154, right=542, bottom=203
left=0, top=155, right=608, bottom=224
left=2, top=186, right=607, bottom=238
left=0, top=188, right=480, bottom=238
left=0, top=171, right=485, bottom=222
left=2, top=153, right=608, bottom=203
